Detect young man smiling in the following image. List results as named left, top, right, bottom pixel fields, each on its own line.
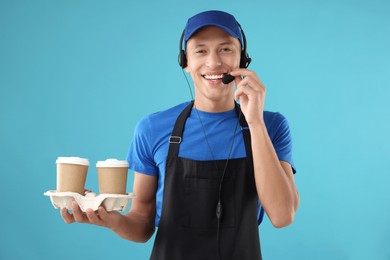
left=185, top=25, right=242, bottom=111
left=61, top=10, right=299, bottom=260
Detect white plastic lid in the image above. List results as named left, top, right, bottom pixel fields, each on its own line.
left=56, top=157, right=90, bottom=166
left=96, top=159, right=129, bottom=168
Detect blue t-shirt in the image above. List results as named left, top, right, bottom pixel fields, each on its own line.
left=127, top=101, right=295, bottom=227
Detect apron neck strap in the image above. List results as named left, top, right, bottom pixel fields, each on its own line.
left=168, top=100, right=252, bottom=158
left=168, top=101, right=194, bottom=157
left=234, top=102, right=253, bottom=159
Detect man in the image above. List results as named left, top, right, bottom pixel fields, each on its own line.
left=61, top=10, right=299, bottom=259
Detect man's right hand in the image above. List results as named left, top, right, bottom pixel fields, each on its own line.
left=60, top=201, right=123, bottom=231
left=60, top=172, right=157, bottom=242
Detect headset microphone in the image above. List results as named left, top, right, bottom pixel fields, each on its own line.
left=222, top=74, right=235, bottom=84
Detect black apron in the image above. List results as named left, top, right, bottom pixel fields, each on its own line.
left=150, top=101, right=262, bottom=260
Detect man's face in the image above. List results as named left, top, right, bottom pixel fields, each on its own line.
left=185, top=26, right=241, bottom=106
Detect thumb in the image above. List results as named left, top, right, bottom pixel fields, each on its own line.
left=98, top=206, right=122, bottom=231
left=98, top=206, right=110, bottom=221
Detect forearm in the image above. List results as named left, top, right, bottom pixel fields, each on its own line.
left=111, top=211, right=155, bottom=243
left=249, top=123, right=299, bottom=227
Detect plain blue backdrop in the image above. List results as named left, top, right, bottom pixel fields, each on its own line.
left=1, top=0, right=389, bottom=259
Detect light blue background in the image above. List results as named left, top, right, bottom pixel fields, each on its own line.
left=1, top=0, right=389, bottom=259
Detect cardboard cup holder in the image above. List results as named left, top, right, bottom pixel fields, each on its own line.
left=44, top=190, right=136, bottom=212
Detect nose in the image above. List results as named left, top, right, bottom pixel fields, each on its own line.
left=205, top=51, right=222, bottom=68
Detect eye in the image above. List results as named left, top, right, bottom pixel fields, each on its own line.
left=195, top=49, right=207, bottom=54
left=220, top=47, right=233, bottom=53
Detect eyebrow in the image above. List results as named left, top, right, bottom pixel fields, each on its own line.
left=192, top=41, right=236, bottom=48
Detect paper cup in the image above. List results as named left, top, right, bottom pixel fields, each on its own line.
left=96, top=159, right=129, bottom=194
left=56, top=157, right=89, bottom=195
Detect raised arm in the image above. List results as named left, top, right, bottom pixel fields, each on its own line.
left=232, top=68, right=299, bottom=228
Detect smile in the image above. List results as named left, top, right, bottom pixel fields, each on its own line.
left=202, top=74, right=225, bottom=80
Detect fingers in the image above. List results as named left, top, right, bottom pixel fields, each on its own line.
left=85, top=208, right=105, bottom=226
left=84, top=189, right=92, bottom=195
left=86, top=206, right=121, bottom=230
left=235, top=84, right=251, bottom=102
left=60, top=203, right=92, bottom=225
left=71, top=201, right=89, bottom=223
left=230, top=69, right=263, bottom=88
left=60, top=200, right=118, bottom=230
left=235, top=78, right=262, bottom=102
left=60, top=201, right=110, bottom=228
left=97, top=206, right=110, bottom=222
left=60, top=207, right=75, bottom=224
left=231, top=69, right=265, bottom=102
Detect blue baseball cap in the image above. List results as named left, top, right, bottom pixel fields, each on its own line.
left=183, top=10, right=243, bottom=47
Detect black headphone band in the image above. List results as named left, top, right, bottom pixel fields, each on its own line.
left=237, top=23, right=252, bottom=68
left=178, top=29, right=186, bottom=68
left=178, top=24, right=251, bottom=69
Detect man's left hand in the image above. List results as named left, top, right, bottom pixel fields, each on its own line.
left=231, top=69, right=266, bottom=126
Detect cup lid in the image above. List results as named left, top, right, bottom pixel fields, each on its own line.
left=96, top=159, right=129, bottom=168
left=56, top=157, right=90, bottom=166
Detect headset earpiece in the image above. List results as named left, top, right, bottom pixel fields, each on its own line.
left=178, top=30, right=187, bottom=68
left=178, top=49, right=187, bottom=69
left=240, top=51, right=251, bottom=68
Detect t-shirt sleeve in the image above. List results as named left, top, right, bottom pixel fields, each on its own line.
left=126, top=117, right=158, bottom=176
left=271, top=113, right=296, bottom=174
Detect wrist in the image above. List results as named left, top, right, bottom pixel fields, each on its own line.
left=247, top=121, right=266, bottom=131
left=107, top=211, right=125, bottom=233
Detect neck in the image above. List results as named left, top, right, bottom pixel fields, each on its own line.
left=194, top=98, right=235, bottom=112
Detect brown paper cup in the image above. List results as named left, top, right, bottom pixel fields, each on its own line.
left=56, top=157, right=89, bottom=195
left=97, top=159, right=129, bottom=194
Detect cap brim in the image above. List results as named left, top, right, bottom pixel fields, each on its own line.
left=184, top=23, right=241, bottom=42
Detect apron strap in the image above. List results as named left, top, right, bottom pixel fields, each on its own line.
left=167, top=101, right=194, bottom=157
left=234, top=102, right=253, bottom=159
left=168, top=101, right=253, bottom=159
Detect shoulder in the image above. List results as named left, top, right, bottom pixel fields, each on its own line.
left=263, top=111, right=290, bottom=139
left=264, top=111, right=288, bottom=129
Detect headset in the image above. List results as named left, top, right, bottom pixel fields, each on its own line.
left=178, top=23, right=252, bottom=69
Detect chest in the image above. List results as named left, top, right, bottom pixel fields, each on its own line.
left=153, top=114, right=247, bottom=169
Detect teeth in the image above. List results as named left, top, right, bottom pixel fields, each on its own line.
left=204, top=74, right=223, bottom=80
